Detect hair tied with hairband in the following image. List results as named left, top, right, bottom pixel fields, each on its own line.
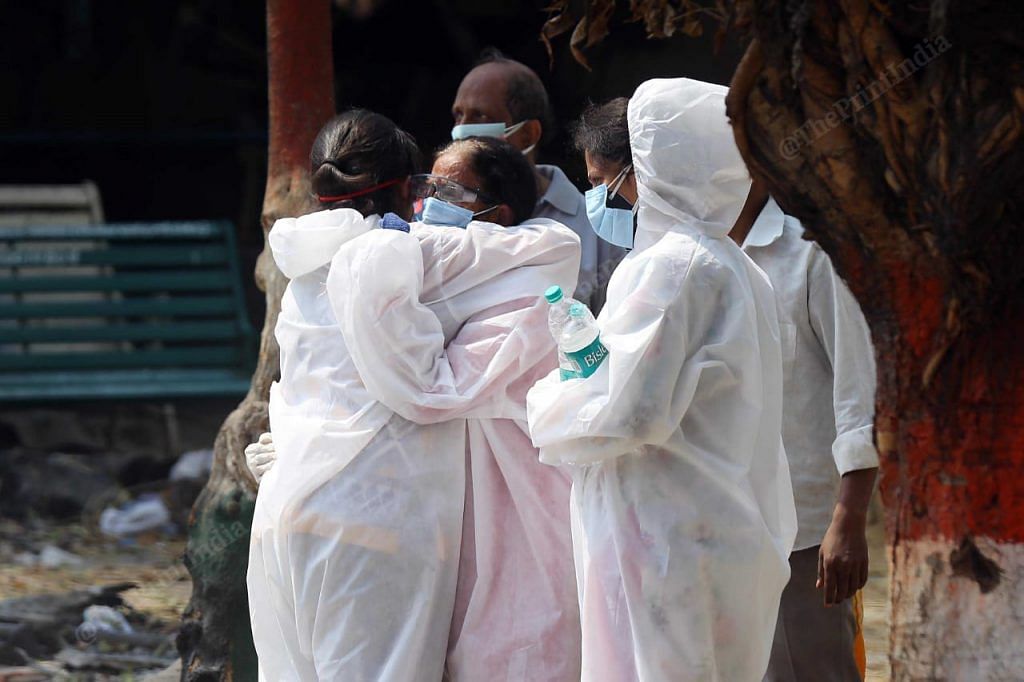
left=317, top=177, right=405, bottom=204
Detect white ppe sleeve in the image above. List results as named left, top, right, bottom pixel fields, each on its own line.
left=527, top=249, right=724, bottom=466
left=327, top=223, right=578, bottom=424
left=807, top=247, right=879, bottom=476
left=268, top=208, right=377, bottom=279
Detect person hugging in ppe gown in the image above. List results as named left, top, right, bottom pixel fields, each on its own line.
left=247, top=109, right=581, bottom=681
left=526, top=78, right=797, bottom=682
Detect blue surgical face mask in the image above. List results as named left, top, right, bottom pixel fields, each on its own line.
left=451, top=120, right=526, bottom=140
left=419, top=196, right=498, bottom=228
left=585, top=164, right=637, bottom=249
left=451, top=121, right=534, bottom=155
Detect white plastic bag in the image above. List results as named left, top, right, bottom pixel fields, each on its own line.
left=99, top=494, right=171, bottom=537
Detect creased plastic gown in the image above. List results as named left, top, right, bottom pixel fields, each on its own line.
left=247, top=207, right=581, bottom=681
left=526, top=78, right=798, bottom=682
left=330, top=222, right=584, bottom=682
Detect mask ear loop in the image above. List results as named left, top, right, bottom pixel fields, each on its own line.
left=504, top=120, right=539, bottom=156
left=503, top=120, right=527, bottom=136
left=472, top=204, right=501, bottom=219
left=608, top=164, right=634, bottom=200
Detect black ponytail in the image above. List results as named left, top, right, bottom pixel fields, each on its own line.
left=310, top=109, right=422, bottom=217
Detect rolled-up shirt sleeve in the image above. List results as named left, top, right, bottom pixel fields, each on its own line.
left=807, top=247, right=880, bottom=476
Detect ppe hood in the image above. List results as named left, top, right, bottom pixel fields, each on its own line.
left=268, top=208, right=379, bottom=279
left=627, top=78, right=751, bottom=249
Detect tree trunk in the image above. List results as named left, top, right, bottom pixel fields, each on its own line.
left=544, top=2, right=1022, bottom=671
left=724, top=1, right=1024, bottom=677
left=177, top=2, right=335, bottom=679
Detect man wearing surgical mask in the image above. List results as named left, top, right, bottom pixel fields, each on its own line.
left=451, top=49, right=624, bottom=312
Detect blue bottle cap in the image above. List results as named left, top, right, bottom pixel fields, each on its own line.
left=544, top=285, right=563, bottom=304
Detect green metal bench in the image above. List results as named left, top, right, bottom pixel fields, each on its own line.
left=0, top=221, right=256, bottom=402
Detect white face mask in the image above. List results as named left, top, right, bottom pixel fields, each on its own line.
left=450, top=121, right=534, bottom=156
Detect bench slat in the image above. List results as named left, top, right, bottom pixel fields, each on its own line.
left=0, top=347, right=244, bottom=371
left=0, top=245, right=228, bottom=268
left=0, top=221, right=226, bottom=241
left=0, top=271, right=232, bottom=293
left=0, top=218, right=256, bottom=402
left=0, top=369, right=251, bottom=400
left=0, top=296, right=237, bottom=319
left=0, top=320, right=240, bottom=344
left=1, top=367, right=245, bottom=385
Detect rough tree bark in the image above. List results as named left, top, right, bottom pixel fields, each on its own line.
left=544, top=0, right=1023, bottom=677
left=725, top=2, right=1023, bottom=678
left=176, top=1, right=334, bottom=679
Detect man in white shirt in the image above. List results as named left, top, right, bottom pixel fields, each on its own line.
left=731, top=181, right=879, bottom=682
left=451, top=49, right=622, bottom=310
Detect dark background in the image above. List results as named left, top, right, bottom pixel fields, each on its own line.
left=0, top=0, right=744, bottom=325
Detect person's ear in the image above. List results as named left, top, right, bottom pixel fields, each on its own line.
left=509, top=120, right=542, bottom=156
left=523, top=120, right=542, bottom=149
left=396, top=177, right=414, bottom=221
left=494, top=204, right=516, bottom=227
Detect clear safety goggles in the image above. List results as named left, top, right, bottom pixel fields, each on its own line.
left=410, top=174, right=496, bottom=206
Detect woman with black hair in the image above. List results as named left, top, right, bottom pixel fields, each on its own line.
left=308, top=108, right=421, bottom=217
left=572, top=98, right=636, bottom=203
left=247, top=110, right=581, bottom=680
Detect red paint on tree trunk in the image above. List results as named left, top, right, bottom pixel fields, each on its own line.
left=883, top=299, right=1024, bottom=545
left=719, top=1, right=1024, bottom=672
left=179, top=2, right=334, bottom=679
left=266, top=0, right=335, bottom=185
left=887, top=272, right=945, bottom=358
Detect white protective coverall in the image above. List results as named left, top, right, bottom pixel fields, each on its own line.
left=526, top=78, right=798, bottom=682
left=330, top=224, right=583, bottom=682
left=248, top=207, right=581, bottom=681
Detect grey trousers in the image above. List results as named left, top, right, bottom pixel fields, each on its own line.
left=763, top=545, right=861, bottom=682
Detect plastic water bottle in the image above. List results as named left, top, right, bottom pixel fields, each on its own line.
left=544, top=285, right=579, bottom=380
left=544, top=285, right=609, bottom=380
left=560, top=303, right=609, bottom=378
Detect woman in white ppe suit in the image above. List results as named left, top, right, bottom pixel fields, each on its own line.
left=526, top=78, right=798, bottom=682
left=348, top=136, right=582, bottom=682
left=248, top=112, right=581, bottom=681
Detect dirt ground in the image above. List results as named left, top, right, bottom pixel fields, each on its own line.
left=0, top=514, right=893, bottom=680
left=0, top=519, right=187, bottom=679
left=0, top=531, right=190, bottom=626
